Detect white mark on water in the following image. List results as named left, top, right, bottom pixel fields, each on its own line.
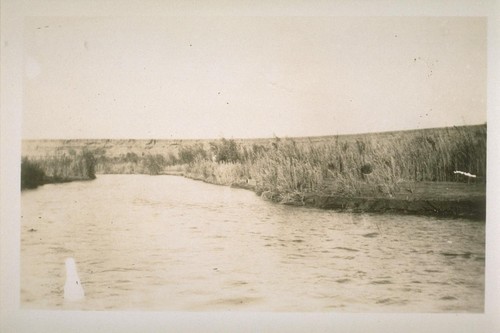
left=64, top=257, right=85, bottom=302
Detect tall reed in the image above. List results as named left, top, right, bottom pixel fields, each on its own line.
left=185, top=157, right=247, bottom=186
left=185, top=125, right=486, bottom=199
left=21, top=150, right=97, bottom=189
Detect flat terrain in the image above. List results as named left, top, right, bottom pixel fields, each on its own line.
left=22, top=125, right=485, bottom=158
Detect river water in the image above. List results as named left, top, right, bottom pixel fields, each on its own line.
left=21, top=175, right=485, bottom=312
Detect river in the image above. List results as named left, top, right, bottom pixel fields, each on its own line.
left=21, top=175, right=485, bottom=312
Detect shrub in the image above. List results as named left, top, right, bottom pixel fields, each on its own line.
left=210, top=138, right=241, bottom=163
left=21, top=150, right=98, bottom=188
left=142, top=154, right=165, bottom=175
left=178, top=143, right=208, bottom=164
left=21, top=158, right=46, bottom=189
left=82, top=150, right=97, bottom=179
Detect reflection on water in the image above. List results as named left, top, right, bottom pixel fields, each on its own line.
left=21, top=175, right=485, bottom=312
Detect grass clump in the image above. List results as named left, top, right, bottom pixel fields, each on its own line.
left=21, top=158, right=46, bottom=189
left=21, top=150, right=97, bottom=189
left=184, top=158, right=248, bottom=186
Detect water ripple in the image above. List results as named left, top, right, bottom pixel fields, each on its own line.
left=333, top=247, right=359, bottom=252
left=20, top=175, right=485, bottom=312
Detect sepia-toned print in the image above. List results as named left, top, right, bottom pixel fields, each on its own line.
left=20, top=16, right=486, bottom=312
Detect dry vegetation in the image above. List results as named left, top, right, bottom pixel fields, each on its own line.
left=21, top=150, right=96, bottom=189
left=183, top=125, right=486, bottom=203
left=22, top=125, right=486, bottom=203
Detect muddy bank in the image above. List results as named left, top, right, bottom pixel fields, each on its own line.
left=232, top=181, right=486, bottom=220
left=160, top=173, right=486, bottom=220
left=21, top=176, right=96, bottom=190
left=302, top=194, right=485, bottom=220
left=161, top=170, right=185, bottom=176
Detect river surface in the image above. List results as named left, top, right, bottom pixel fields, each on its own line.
left=21, top=175, right=485, bottom=312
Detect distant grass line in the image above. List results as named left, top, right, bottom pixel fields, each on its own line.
left=95, top=153, right=169, bottom=175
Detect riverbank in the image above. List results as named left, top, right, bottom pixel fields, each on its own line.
left=301, top=182, right=486, bottom=219
left=22, top=176, right=96, bottom=190
left=170, top=171, right=486, bottom=220
left=21, top=152, right=96, bottom=190
left=22, top=125, right=487, bottom=217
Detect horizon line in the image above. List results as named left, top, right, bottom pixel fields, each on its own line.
left=21, top=123, right=487, bottom=142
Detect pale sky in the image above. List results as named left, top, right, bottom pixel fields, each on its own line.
left=23, top=16, right=486, bottom=139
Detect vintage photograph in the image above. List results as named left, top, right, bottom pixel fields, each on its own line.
left=19, top=15, right=486, bottom=314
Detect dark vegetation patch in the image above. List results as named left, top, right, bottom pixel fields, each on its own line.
left=21, top=150, right=96, bottom=190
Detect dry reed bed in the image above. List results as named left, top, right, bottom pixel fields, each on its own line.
left=21, top=151, right=96, bottom=189
left=21, top=125, right=486, bottom=208
left=184, top=125, right=486, bottom=203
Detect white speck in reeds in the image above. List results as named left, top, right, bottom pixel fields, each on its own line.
left=453, top=170, right=477, bottom=178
